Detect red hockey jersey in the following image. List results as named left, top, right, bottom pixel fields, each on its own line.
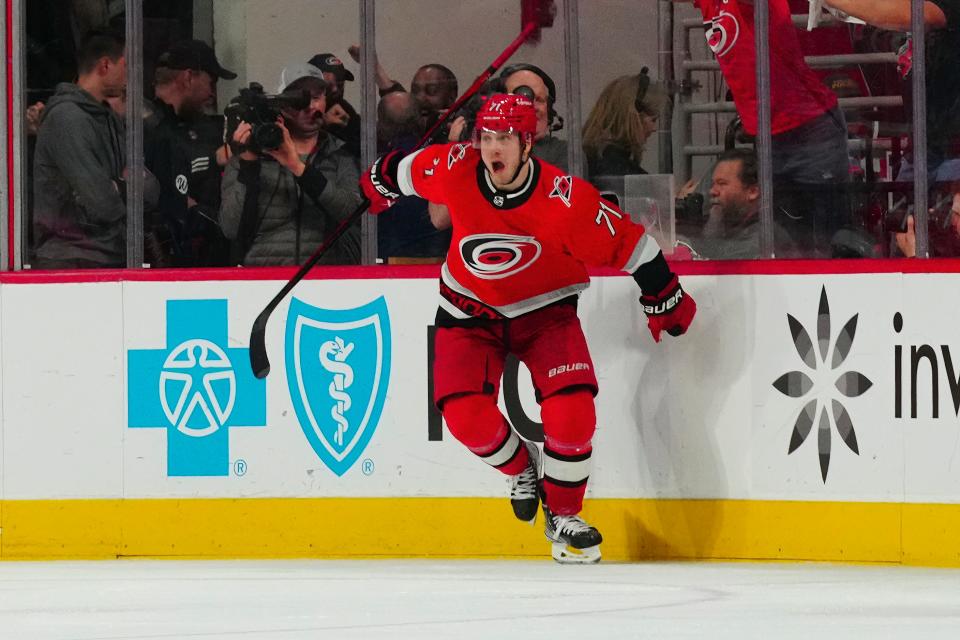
left=396, top=142, right=662, bottom=319
left=694, top=0, right=838, bottom=135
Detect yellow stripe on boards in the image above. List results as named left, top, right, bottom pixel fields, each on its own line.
left=0, top=498, right=957, bottom=566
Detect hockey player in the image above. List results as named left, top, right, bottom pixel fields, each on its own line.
left=360, top=94, right=696, bottom=563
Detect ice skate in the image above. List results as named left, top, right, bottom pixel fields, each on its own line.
left=509, top=440, right=541, bottom=523
left=542, top=504, right=602, bottom=564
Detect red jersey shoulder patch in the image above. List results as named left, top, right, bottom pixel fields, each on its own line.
left=447, top=143, right=470, bottom=170
left=548, top=175, right=573, bottom=208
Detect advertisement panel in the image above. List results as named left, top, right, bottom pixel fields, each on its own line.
left=1, top=271, right=960, bottom=562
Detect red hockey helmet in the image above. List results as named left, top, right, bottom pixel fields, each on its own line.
left=473, top=93, right=538, bottom=147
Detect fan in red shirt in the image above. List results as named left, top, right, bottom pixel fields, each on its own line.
left=361, top=93, right=696, bottom=564
left=684, top=0, right=851, bottom=256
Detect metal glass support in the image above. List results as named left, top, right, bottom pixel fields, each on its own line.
left=10, top=0, right=25, bottom=270
left=359, top=0, right=377, bottom=264
left=125, top=0, right=144, bottom=268
left=1, top=0, right=9, bottom=270
left=911, top=0, right=929, bottom=258
left=562, top=0, right=583, bottom=178
left=657, top=0, right=674, bottom=174
left=754, top=0, right=774, bottom=258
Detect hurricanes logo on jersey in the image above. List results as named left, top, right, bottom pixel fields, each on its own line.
left=460, top=233, right=542, bottom=280
left=549, top=176, right=573, bottom=208
left=705, top=11, right=739, bottom=57
left=448, top=143, right=468, bottom=169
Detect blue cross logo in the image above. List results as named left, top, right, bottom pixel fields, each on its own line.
left=128, top=299, right=267, bottom=476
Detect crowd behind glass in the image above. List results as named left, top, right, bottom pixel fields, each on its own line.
left=20, top=0, right=960, bottom=269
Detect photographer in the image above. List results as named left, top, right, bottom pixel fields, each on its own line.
left=894, top=193, right=960, bottom=257
left=220, top=63, right=362, bottom=266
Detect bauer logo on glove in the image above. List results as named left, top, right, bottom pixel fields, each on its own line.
left=360, top=150, right=404, bottom=214
left=640, top=275, right=697, bottom=342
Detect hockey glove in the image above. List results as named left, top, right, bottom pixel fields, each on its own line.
left=360, top=150, right=404, bottom=214
left=640, top=275, right=696, bottom=343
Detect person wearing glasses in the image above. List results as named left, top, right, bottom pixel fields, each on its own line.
left=220, top=62, right=362, bottom=266
left=582, top=70, right=669, bottom=179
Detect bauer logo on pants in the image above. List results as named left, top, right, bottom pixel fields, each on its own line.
left=285, top=296, right=391, bottom=476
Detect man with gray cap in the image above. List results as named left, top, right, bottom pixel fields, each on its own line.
left=308, top=52, right=360, bottom=157
left=220, top=62, right=362, bottom=266
left=144, top=39, right=237, bottom=266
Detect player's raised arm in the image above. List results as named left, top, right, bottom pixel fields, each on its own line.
left=360, top=142, right=459, bottom=213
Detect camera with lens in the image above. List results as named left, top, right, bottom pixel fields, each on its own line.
left=675, top=192, right=705, bottom=224
left=224, top=82, right=310, bottom=153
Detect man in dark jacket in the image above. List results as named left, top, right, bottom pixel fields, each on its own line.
left=33, top=29, right=127, bottom=269
left=145, top=40, right=237, bottom=267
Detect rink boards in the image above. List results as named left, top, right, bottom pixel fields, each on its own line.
left=1, top=264, right=960, bottom=564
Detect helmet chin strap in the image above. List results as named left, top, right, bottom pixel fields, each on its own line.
left=503, top=138, right=531, bottom=185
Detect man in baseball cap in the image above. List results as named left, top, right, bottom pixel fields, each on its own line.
left=144, top=40, right=237, bottom=266
left=309, top=53, right=355, bottom=81
left=307, top=53, right=360, bottom=157
left=156, top=40, right=237, bottom=81
left=277, top=62, right=327, bottom=94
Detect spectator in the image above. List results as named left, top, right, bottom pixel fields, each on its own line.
left=220, top=62, right=362, bottom=266
left=376, top=91, right=452, bottom=259
left=377, top=91, right=420, bottom=153
left=145, top=40, right=237, bottom=267
left=582, top=70, right=669, bottom=179
left=410, top=64, right=459, bottom=135
left=823, top=0, right=960, bottom=182
left=678, top=0, right=851, bottom=257
left=308, top=52, right=361, bottom=157
left=32, top=29, right=127, bottom=269
left=695, top=149, right=798, bottom=259
left=347, top=43, right=406, bottom=97
left=500, top=63, right=568, bottom=170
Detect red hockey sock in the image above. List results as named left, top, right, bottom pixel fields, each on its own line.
left=442, top=393, right=529, bottom=476
left=540, top=389, right=596, bottom=515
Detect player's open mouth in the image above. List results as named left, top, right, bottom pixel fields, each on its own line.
left=491, top=161, right=505, bottom=173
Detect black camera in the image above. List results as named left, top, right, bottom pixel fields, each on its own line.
left=224, top=82, right=310, bottom=153
left=675, top=192, right=705, bottom=223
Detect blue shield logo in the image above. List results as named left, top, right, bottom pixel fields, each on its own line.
left=285, top=296, right=391, bottom=476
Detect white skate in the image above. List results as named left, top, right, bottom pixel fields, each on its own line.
left=543, top=506, right=602, bottom=564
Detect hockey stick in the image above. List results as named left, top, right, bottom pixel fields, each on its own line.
left=248, top=4, right=555, bottom=379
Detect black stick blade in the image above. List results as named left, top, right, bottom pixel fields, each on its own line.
left=249, top=308, right=272, bottom=379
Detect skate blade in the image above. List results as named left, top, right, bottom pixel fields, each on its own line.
left=551, top=542, right=601, bottom=564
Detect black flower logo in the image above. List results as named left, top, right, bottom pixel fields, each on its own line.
left=772, top=286, right=873, bottom=482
